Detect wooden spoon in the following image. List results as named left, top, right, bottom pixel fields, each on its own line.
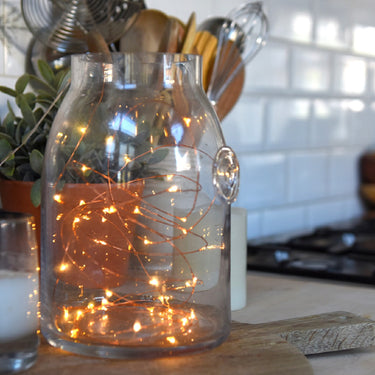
left=159, top=17, right=185, bottom=53
left=181, top=12, right=197, bottom=54
left=211, top=41, right=245, bottom=120
left=119, top=9, right=170, bottom=52
left=193, top=31, right=218, bottom=91
left=202, top=35, right=218, bottom=90
left=86, top=30, right=111, bottom=55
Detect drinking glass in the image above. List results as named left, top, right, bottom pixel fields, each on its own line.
left=0, top=211, right=39, bottom=374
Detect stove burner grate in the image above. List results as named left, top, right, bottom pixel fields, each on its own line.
left=247, top=220, right=375, bottom=285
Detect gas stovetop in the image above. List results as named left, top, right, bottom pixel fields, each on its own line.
left=247, top=219, right=375, bottom=285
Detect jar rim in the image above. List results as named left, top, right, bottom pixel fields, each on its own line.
left=71, top=52, right=202, bottom=64
left=70, top=52, right=203, bottom=87
left=0, top=210, right=34, bottom=224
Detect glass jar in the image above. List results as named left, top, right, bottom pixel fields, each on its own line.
left=41, top=53, right=239, bottom=358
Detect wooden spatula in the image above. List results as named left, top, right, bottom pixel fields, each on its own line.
left=181, top=12, right=197, bottom=54
left=119, top=9, right=170, bottom=53
left=159, top=17, right=185, bottom=53
left=211, top=41, right=245, bottom=121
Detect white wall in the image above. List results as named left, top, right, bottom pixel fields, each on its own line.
left=1, top=0, right=375, bottom=239
left=149, top=0, right=375, bottom=239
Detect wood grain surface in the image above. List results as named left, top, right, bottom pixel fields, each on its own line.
left=253, top=311, right=375, bottom=355
left=25, top=322, right=313, bottom=375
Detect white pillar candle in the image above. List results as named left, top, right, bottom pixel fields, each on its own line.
left=173, top=205, right=224, bottom=291
left=230, top=207, right=247, bottom=311
left=0, top=270, right=39, bottom=342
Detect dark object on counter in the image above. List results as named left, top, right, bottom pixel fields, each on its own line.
left=360, top=150, right=375, bottom=183
left=247, top=218, right=375, bottom=284
left=359, top=150, right=375, bottom=208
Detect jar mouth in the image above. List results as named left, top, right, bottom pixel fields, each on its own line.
left=72, top=52, right=201, bottom=65
left=0, top=210, right=33, bottom=223
left=71, top=52, right=203, bottom=89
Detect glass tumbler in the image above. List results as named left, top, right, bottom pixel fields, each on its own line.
left=0, top=211, right=39, bottom=374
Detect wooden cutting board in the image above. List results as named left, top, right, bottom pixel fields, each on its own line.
left=25, top=311, right=375, bottom=375
left=26, top=324, right=312, bottom=375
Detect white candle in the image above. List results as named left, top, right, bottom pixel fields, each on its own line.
left=173, top=205, right=224, bottom=291
left=0, top=270, right=39, bottom=342
left=231, top=207, right=247, bottom=311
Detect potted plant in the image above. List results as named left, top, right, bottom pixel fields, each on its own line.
left=0, top=60, right=70, bottom=239
left=0, top=57, right=168, bottom=258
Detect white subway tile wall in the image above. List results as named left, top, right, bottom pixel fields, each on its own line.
left=1, top=0, right=375, bottom=239
left=265, top=99, right=311, bottom=150
left=291, top=48, right=331, bottom=92
left=287, top=151, right=328, bottom=202
left=244, top=42, right=289, bottom=90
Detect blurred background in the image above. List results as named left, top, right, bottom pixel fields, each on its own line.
left=1, top=0, right=374, bottom=240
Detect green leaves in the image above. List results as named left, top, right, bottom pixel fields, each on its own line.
left=37, top=59, right=55, bottom=86
left=0, top=59, right=70, bottom=207
left=0, top=86, right=16, bottom=97
left=0, top=131, right=15, bottom=146
left=0, top=138, right=15, bottom=177
left=30, top=149, right=43, bottom=175
left=15, top=74, right=30, bottom=94
left=16, top=94, right=36, bottom=127
left=30, top=178, right=41, bottom=207
left=0, top=138, right=12, bottom=160
left=0, top=74, right=31, bottom=107
left=29, top=60, right=63, bottom=98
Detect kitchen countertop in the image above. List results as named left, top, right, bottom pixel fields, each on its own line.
left=233, top=271, right=375, bottom=375
left=23, top=271, right=375, bottom=375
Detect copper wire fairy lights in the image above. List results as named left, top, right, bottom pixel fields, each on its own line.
left=51, top=138, right=222, bottom=346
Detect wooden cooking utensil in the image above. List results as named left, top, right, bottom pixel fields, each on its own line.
left=119, top=9, right=170, bottom=53
left=212, top=41, right=245, bottom=121
left=86, top=30, right=111, bottom=55
left=159, top=17, right=185, bottom=53
left=193, top=31, right=218, bottom=91
left=194, top=30, right=211, bottom=52
left=181, top=12, right=197, bottom=54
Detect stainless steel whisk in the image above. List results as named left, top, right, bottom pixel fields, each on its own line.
left=21, top=0, right=145, bottom=53
left=206, top=1, right=269, bottom=105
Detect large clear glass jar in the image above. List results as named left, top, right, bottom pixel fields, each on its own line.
left=41, top=53, right=239, bottom=358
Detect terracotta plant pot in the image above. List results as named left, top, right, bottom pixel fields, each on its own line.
left=0, top=180, right=41, bottom=250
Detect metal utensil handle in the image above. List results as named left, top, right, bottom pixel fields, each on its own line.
left=207, top=1, right=269, bottom=104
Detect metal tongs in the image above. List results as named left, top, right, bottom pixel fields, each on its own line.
left=206, top=1, right=269, bottom=105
